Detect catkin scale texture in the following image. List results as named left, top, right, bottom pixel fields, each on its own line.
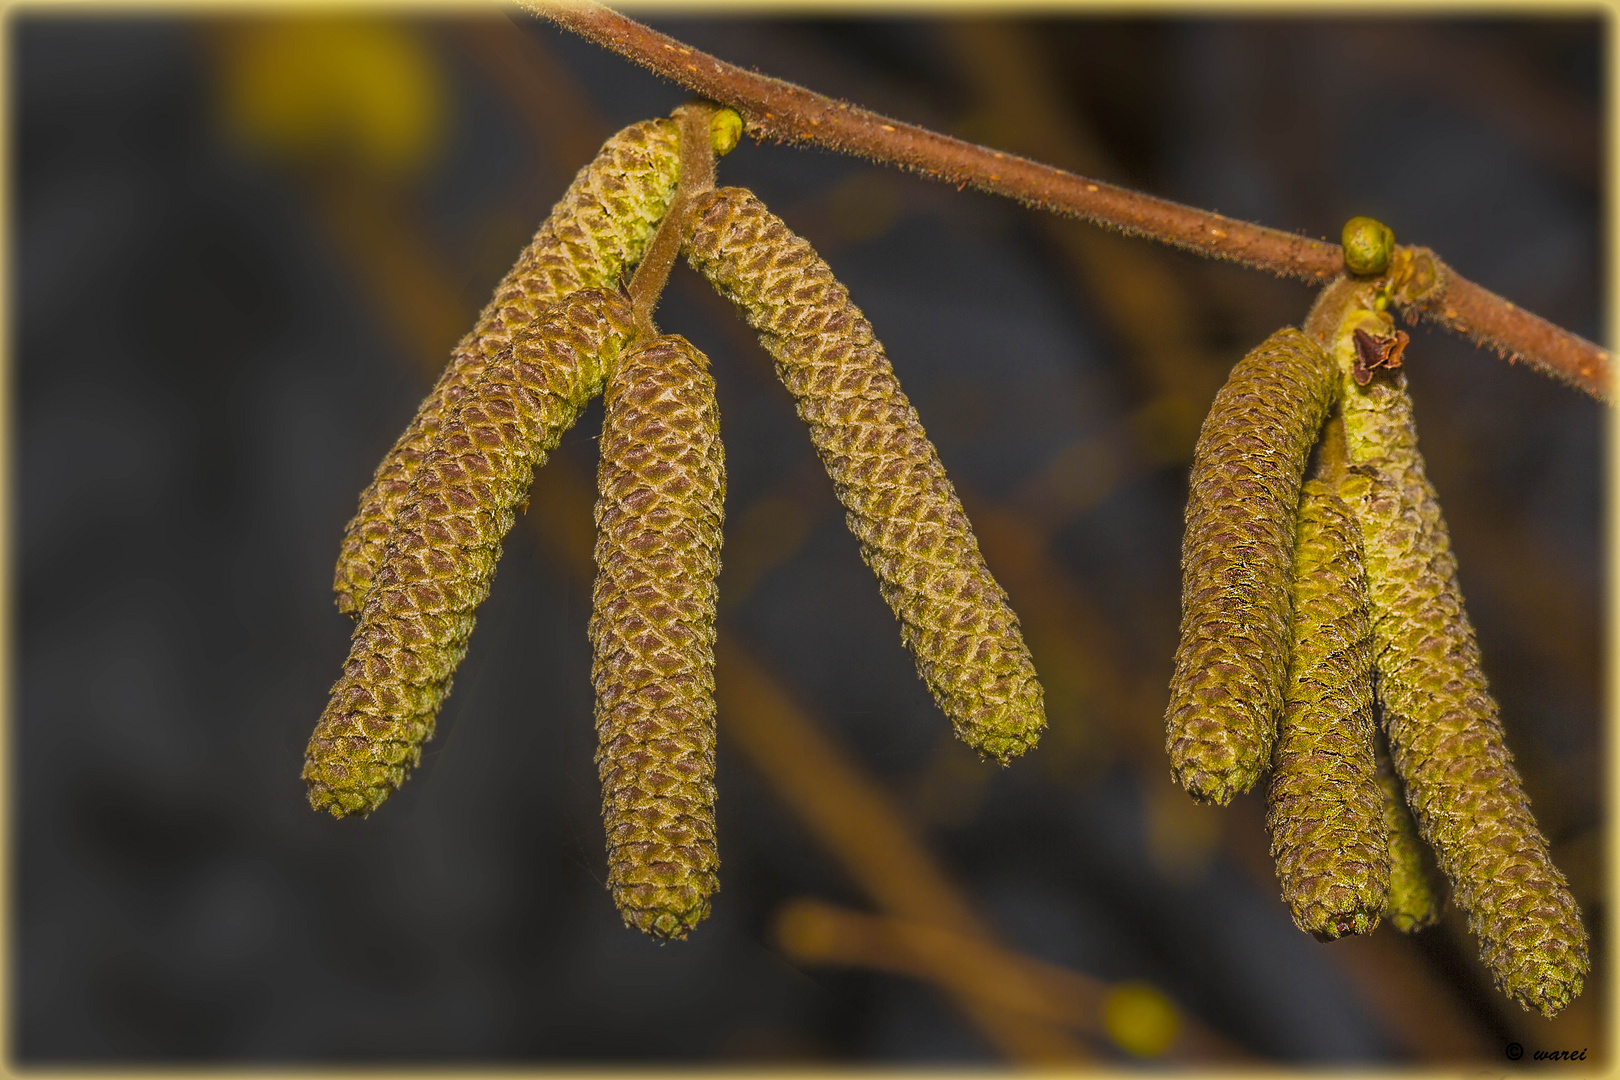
left=305, top=290, right=634, bottom=817
left=1166, top=327, right=1337, bottom=804
left=332, top=118, right=681, bottom=614
left=1324, top=291, right=1587, bottom=1016
left=1377, top=750, right=1443, bottom=933
left=591, top=336, right=725, bottom=941
left=1266, top=481, right=1388, bottom=939
left=683, top=186, right=1043, bottom=763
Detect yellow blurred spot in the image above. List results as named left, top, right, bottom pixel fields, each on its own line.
left=1104, top=980, right=1178, bottom=1058
left=216, top=16, right=446, bottom=179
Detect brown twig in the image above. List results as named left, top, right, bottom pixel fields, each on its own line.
left=522, top=1, right=1610, bottom=403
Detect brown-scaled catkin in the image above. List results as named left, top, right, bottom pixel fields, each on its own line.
left=333, top=118, right=681, bottom=614
left=1266, top=480, right=1388, bottom=939
left=1318, top=281, right=1587, bottom=1016
left=305, top=289, right=634, bottom=818
left=683, top=186, right=1043, bottom=764
left=1166, top=327, right=1337, bottom=804
left=591, top=335, right=725, bottom=940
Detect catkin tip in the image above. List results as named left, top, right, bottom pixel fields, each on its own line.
left=308, top=289, right=634, bottom=818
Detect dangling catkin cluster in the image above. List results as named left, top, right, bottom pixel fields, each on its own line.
left=1312, top=276, right=1587, bottom=1017
left=590, top=335, right=725, bottom=941
left=306, top=289, right=634, bottom=817
left=1265, top=480, right=1387, bottom=940
left=1165, top=327, right=1337, bottom=804
left=1166, top=221, right=1584, bottom=1015
left=683, top=186, right=1045, bottom=764
left=332, top=118, right=680, bottom=614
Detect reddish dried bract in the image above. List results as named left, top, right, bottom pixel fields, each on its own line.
left=591, top=335, right=725, bottom=940
left=333, top=118, right=680, bottom=614
left=1166, top=327, right=1337, bottom=804
left=305, top=290, right=634, bottom=817
left=1350, top=327, right=1409, bottom=386
left=683, top=186, right=1044, bottom=764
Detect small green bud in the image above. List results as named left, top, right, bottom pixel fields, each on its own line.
left=709, top=107, right=743, bottom=156
left=1341, top=216, right=1394, bottom=276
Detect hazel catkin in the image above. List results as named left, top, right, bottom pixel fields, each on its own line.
left=683, top=185, right=1043, bottom=764
left=590, top=335, right=725, bottom=940
left=332, top=117, right=681, bottom=614
left=1266, top=480, right=1388, bottom=939
left=1314, top=278, right=1587, bottom=1016
left=1166, top=327, right=1338, bottom=804
left=305, top=289, right=634, bottom=818
left=1376, top=744, right=1443, bottom=934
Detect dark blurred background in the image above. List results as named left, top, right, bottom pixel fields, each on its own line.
left=13, top=10, right=1605, bottom=1066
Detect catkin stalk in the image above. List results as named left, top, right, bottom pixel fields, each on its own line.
left=591, top=335, right=725, bottom=940
left=305, top=289, right=634, bottom=817
left=333, top=118, right=681, bottom=614
left=1267, top=480, right=1388, bottom=939
left=683, top=186, right=1044, bottom=764
left=1310, top=277, right=1587, bottom=1016
left=1166, top=327, right=1338, bottom=804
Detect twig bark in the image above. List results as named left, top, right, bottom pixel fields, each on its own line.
left=523, top=0, right=1610, bottom=403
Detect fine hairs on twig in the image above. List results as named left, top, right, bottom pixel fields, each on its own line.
left=529, top=1, right=1611, bottom=403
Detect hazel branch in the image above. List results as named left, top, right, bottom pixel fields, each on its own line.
left=523, top=0, right=1610, bottom=403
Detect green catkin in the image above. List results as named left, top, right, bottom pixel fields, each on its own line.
left=332, top=118, right=681, bottom=614
left=682, top=186, right=1044, bottom=763
left=1165, top=328, right=1338, bottom=804
left=1312, top=278, right=1587, bottom=1016
left=590, top=335, right=725, bottom=940
left=1266, top=480, right=1388, bottom=940
left=1376, top=742, right=1444, bottom=933
left=305, top=289, right=634, bottom=817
